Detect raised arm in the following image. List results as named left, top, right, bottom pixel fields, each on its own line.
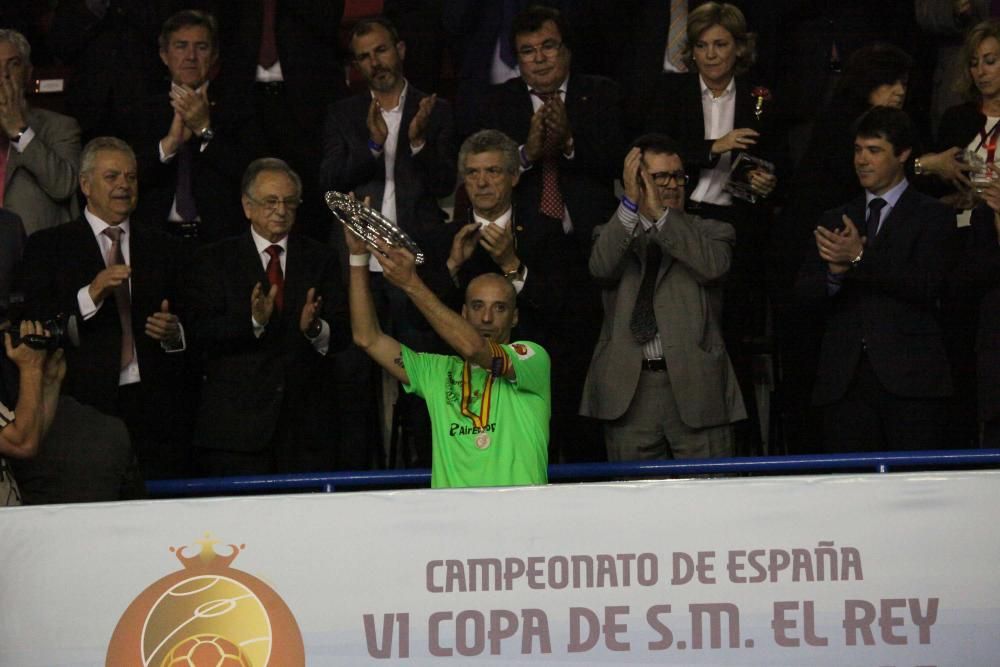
left=344, top=226, right=408, bottom=384
left=370, top=239, right=496, bottom=372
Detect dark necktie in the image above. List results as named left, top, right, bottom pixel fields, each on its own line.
left=265, top=244, right=284, bottom=312
left=531, top=90, right=565, bottom=220
left=866, top=197, right=887, bottom=241
left=630, top=238, right=662, bottom=344
left=175, top=140, right=198, bottom=222
left=259, top=0, right=279, bottom=68
left=102, top=227, right=134, bottom=369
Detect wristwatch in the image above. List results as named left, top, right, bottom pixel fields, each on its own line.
left=11, top=125, right=28, bottom=142
left=913, top=157, right=924, bottom=175
left=199, top=126, right=215, bottom=141
left=503, top=262, right=523, bottom=282
left=850, top=248, right=864, bottom=267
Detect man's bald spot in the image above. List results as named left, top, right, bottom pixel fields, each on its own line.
left=466, top=273, right=517, bottom=307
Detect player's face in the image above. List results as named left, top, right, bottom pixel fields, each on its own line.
left=352, top=25, right=405, bottom=94
left=462, top=150, right=519, bottom=220
left=160, top=25, right=216, bottom=88
left=243, top=170, right=299, bottom=242
left=463, top=277, right=518, bottom=344
left=81, top=149, right=138, bottom=224
left=515, top=20, right=570, bottom=94
left=854, top=135, right=909, bottom=196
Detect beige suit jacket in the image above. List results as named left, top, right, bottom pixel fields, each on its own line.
left=4, top=108, right=81, bottom=236
left=580, top=208, right=746, bottom=428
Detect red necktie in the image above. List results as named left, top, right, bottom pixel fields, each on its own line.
left=103, top=227, right=135, bottom=369
left=258, top=0, right=279, bottom=68
left=265, top=244, right=284, bottom=311
left=531, top=90, right=565, bottom=220
left=0, top=134, right=9, bottom=206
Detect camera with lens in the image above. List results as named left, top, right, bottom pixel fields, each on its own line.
left=0, top=294, right=80, bottom=351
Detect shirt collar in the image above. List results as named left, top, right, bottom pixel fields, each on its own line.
left=527, top=74, right=569, bottom=99
left=473, top=206, right=513, bottom=229
left=250, top=227, right=289, bottom=255
left=371, top=79, right=409, bottom=113
left=84, top=208, right=130, bottom=237
left=866, top=177, right=909, bottom=210
left=698, top=75, right=735, bottom=100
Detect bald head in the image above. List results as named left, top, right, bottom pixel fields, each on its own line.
left=463, top=273, right=518, bottom=343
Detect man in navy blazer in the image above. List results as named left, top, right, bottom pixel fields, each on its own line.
left=121, top=10, right=256, bottom=245
left=17, top=137, right=189, bottom=479
left=320, top=16, right=455, bottom=243
left=472, top=6, right=622, bottom=461
left=795, top=107, right=955, bottom=452
left=184, top=158, right=349, bottom=475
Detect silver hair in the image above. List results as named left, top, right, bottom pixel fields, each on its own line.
left=241, top=157, right=303, bottom=198
left=0, top=29, right=31, bottom=66
left=458, top=129, right=520, bottom=176
left=80, top=137, right=136, bottom=176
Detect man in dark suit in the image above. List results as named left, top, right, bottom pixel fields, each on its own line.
left=320, top=16, right=456, bottom=468
left=473, top=5, right=622, bottom=462
left=17, top=137, right=189, bottom=479
left=795, top=107, right=955, bottom=452
left=321, top=16, right=455, bottom=243
left=122, top=10, right=255, bottom=245
left=444, top=129, right=565, bottom=341
left=47, top=0, right=217, bottom=142
left=184, top=158, right=350, bottom=475
left=581, top=134, right=746, bottom=461
left=212, top=1, right=346, bottom=240
left=477, top=5, right=623, bottom=254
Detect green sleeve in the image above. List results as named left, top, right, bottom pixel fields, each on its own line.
left=502, top=341, right=551, bottom=398
left=400, top=344, right=437, bottom=399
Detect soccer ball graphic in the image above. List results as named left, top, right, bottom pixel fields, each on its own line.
left=161, top=634, right=252, bottom=666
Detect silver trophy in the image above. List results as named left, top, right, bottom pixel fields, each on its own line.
left=324, top=191, right=426, bottom=265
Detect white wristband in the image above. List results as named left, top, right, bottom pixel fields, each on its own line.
left=349, top=253, right=372, bottom=267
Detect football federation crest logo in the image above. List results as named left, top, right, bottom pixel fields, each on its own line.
left=106, top=534, right=305, bottom=666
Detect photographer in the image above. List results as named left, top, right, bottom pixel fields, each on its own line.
left=0, top=320, right=65, bottom=506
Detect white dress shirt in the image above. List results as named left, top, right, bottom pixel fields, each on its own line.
left=689, top=75, right=735, bottom=207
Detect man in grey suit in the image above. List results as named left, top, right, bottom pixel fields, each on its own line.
left=0, top=29, right=80, bottom=236
left=581, top=134, right=746, bottom=461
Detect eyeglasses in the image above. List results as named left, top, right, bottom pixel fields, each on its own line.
left=516, top=40, right=563, bottom=61
left=247, top=195, right=302, bottom=211
left=650, top=171, right=688, bottom=185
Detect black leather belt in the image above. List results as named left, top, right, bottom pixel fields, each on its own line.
left=254, top=80, right=286, bottom=95
left=641, top=357, right=667, bottom=371
left=168, top=220, right=199, bottom=240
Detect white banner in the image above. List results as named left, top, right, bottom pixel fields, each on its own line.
left=1, top=471, right=998, bottom=666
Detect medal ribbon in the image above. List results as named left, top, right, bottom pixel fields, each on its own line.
left=459, top=342, right=510, bottom=429
left=977, top=119, right=1000, bottom=163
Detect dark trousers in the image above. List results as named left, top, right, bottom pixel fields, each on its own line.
left=822, top=353, right=947, bottom=452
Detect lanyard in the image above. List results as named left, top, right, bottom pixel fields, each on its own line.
left=460, top=362, right=495, bottom=430
left=977, top=118, right=1000, bottom=162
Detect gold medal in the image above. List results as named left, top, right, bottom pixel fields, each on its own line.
left=475, top=433, right=491, bottom=450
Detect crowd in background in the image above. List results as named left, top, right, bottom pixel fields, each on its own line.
left=0, top=0, right=998, bottom=503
